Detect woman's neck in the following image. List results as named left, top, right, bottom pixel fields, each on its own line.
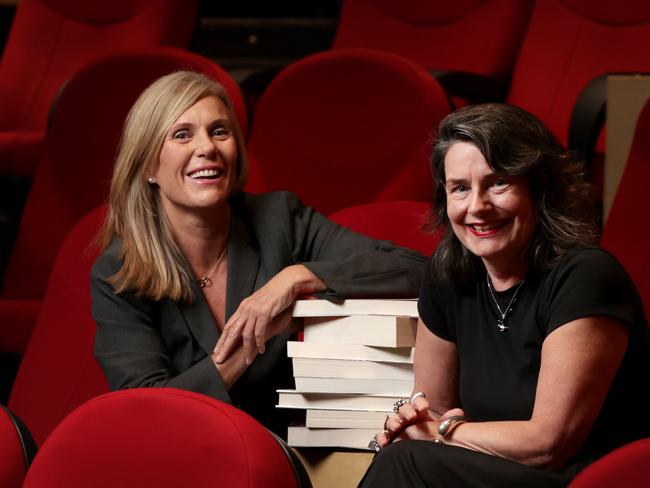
left=483, top=260, right=528, bottom=291
left=166, top=204, right=231, bottom=271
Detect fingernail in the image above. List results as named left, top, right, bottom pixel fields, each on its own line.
left=215, top=354, right=223, bottom=363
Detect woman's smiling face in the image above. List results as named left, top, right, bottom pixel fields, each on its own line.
left=153, top=95, right=238, bottom=219
left=444, top=141, right=536, bottom=274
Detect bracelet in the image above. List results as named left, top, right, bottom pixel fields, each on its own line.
left=437, top=415, right=467, bottom=441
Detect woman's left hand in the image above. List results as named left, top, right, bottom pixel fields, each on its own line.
left=213, top=264, right=325, bottom=365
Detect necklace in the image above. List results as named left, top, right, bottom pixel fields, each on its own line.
left=486, top=276, right=525, bottom=332
left=197, top=245, right=228, bottom=289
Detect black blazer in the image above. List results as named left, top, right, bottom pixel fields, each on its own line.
left=91, top=191, right=426, bottom=434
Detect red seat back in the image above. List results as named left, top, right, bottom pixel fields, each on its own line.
left=329, top=200, right=439, bottom=256
left=246, top=48, right=450, bottom=215
left=601, top=97, right=650, bottom=317
left=1, top=47, right=246, bottom=303
left=568, top=437, right=650, bottom=487
left=0, top=0, right=197, bottom=174
left=8, top=205, right=108, bottom=446
left=23, top=389, right=300, bottom=487
left=507, top=0, right=650, bottom=147
left=333, top=0, right=533, bottom=81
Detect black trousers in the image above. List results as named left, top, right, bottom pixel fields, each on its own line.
left=358, top=440, right=576, bottom=488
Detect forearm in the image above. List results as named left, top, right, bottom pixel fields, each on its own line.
left=304, top=245, right=425, bottom=298
left=439, top=419, right=571, bottom=469
left=285, top=264, right=327, bottom=297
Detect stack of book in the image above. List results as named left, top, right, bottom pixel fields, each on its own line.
left=278, top=299, right=417, bottom=449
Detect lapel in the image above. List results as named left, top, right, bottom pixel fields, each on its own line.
left=178, top=201, right=261, bottom=357
left=225, top=205, right=260, bottom=321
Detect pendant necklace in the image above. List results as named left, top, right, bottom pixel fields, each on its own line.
left=197, top=245, right=228, bottom=289
left=486, top=276, right=525, bottom=332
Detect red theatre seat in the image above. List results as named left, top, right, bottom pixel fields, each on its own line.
left=333, top=0, right=532, bottom=83
left=567, top=438, right=650, bottom=488
left=7, top=205, right=109, bottom=447
left=23, top=389, right=309, bottom=487
left=0, top=47, right=247, bottom=355
left=246, top=48, right=451, bottom=215
left=601, top=97, right=650, bottom=318
left=507, top=0, right=650, bottom=162
left=0, top=0, right=198, bottom=176
left=329, top=200, right=439, bottom=256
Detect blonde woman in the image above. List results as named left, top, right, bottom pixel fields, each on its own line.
left=90, top=71, right=425, bottom=435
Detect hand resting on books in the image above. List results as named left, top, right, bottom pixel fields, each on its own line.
left=213, top=264, right=325, bottom=365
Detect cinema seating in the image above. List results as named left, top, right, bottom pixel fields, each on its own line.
left=329, top=200, right=439, bottom=256
left=246, top=48, right=451, bottom=215
left=22, top=389, right=311, bottom=487
left=567, top=438, right=650, bottom=487
left=333, top=0, right=533, bottom=103
left=601, top=97, right=650, bottom=317
left=0, top=0, right=197, bottom=177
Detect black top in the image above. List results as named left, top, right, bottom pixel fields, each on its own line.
left=91, top=191, right=426, bottom=436
left=418, top=247, right=650, bottom=467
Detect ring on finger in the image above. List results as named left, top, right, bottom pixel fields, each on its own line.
left=393, top=397, right=408, bottom=413
left=410, top=391, right=426, bottom=404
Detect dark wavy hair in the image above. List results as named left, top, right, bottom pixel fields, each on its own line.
left=429, top=103, right=598, bottom=285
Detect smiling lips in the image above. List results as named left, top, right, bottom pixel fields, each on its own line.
left=467, top=220, right=507, bottom=237
left=187, top=167, right=224, bottom=180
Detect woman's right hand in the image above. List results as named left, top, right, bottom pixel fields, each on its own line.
left=376, top=393, right=433, bottom=449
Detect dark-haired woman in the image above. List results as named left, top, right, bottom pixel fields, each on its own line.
left=361, top=104, right=650, bottom=487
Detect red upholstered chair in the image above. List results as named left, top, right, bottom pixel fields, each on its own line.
left=506, top=0, right=650, bottom=168
left=601, top=97, right=650, bottom=318
left=0, top=0, right=198, bottom=177
left=23, top=388, right=311, bottom=487
left=0, top=47, right=247, bottom=356
left=7, top=205, right=108, bottom=447
left=246, top=48, right=451, bottom=215
left=333, top=0, right=533, bottom=101
left=567, top=438, right=650, bottom=487
left=0, top=405, right=36, bottom=488
left=329, top=200, right=439, bottom=256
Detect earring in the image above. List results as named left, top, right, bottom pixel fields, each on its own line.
left=148, top=177, right=156, bottom=184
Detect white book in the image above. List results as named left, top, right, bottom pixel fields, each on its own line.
left=306, top=409, right=389, bottom=429
left=287, top=426, right=377, bottom=449
left=287, top=341, right=414, bottom=364
left=277, top=390, right=401, bottom=411
left=294, top=376, right=412, bottom=395
left=303, top=315, right=417, bottom=347
left=292, top=298, right=418, bottom=318
left=292, top=357, right=413, bottom=380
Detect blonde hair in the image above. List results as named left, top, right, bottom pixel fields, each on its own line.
left=99, top=70, right=248, bottom=302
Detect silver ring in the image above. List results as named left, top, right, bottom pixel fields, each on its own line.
left=410, top=391, right=426, bottom=404
left=393, top=397, right=408, bottom=413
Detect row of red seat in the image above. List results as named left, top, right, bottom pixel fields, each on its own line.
left=0, top=0, right=649, bottom=485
